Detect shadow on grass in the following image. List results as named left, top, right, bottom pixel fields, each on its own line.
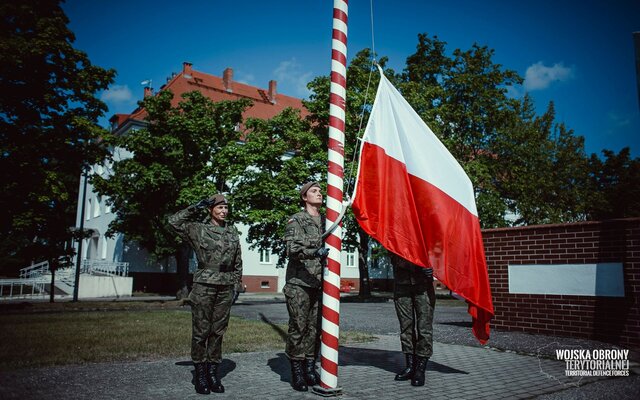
left=259, top=312, right=288, bottom=342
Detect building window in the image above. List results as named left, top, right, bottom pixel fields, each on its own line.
left=261, top=281, right=270, bottom=289
left=346, top=252, right=356, bottom=267
left=93, top=196, right=101, bottom=218
left=101, top=236, right=108, bottom=259
left=82, top=238, right=89, bottom=259
left=89, top=236, right=99, bottom=260
left=86, top=198, right=92, bottom=220
left=259, top=249, right=271, bottom=264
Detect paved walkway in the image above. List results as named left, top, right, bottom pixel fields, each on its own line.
left=1, top=334, right=638, bottom=399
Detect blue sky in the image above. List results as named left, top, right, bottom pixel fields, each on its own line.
left=63, top=0, right=640, bottom=157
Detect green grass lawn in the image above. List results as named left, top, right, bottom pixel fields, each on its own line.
left=0, top=307, right=374, bottom=370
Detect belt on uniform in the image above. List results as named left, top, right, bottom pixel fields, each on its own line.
left=198, top=263, right=229, bottom=271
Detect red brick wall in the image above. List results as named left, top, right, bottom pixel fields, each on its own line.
left=482, top=218, right=640, bottom=350
left=242, top=275, right=278, bottom=293
left=242, top=276, right=362, bottom=293
left=340, top=278, right=360, bottom=292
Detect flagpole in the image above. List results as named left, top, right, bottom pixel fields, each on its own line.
left=314, top=0, right=348, bottom=396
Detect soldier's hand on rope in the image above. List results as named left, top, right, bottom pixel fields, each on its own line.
left=422, top=267, right=434, bottom=279
left=314, top=247, right=330, bottom=259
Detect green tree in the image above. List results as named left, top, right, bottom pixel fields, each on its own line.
left=303, top=49, right=397, bottom=296
left=587, top=147, right=640, bottom=220
left=229, top=108, right=324, bottom=264
left=491, top=98, right=590, bottom=225
left=92, top=91, right=250, bottom=297
left=400, top=33, right=594, bottom=228
left=0, top=0, right=115, bottom=275
left=401, top=34, right=523, bottom=227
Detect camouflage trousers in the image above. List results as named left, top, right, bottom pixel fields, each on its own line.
left=394, top=281, right=436, bottom=358
left=283, top=283, right=322, bottom=361
left=188, top=282, right=233, bottom=363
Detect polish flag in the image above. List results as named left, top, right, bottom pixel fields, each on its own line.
left=352, top=67, right=494, bottom=343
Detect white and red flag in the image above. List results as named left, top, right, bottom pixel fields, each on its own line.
left=352, top=67, right=494, bottom=343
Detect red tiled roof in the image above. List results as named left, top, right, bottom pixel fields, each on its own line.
left=109, top=113, right=131, bottom=127
left=115, top=63, right=308, bottom=130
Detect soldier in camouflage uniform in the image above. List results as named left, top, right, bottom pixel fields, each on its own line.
left=390, top=253, right=436, bottom=387
left=169, top=194, right=242, bottom=395
left=283, top=182, right=328, bottom=391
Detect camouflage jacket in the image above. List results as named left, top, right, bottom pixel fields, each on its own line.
left=284, top=211, right=325, bottom=289
left=169, top=205, right=242, bottom=286
left=390, top=254, right=431, bottom=286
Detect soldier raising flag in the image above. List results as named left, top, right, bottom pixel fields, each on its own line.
left=283, top=182, right=329, bottom=392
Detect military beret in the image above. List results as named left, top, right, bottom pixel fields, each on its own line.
left=209, top=194, right=227, bottom=207
left=299, top=182, right=320, bottom=199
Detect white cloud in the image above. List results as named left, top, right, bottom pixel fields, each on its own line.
left=523, top=62, right=573, bottom=91
left=608, top=112, right=631, bottom=127
left=100, top=84, right=134, bottom=105
left=273, top=58, right=313, bottom=98
left=235, top=72, right=256, bottom=86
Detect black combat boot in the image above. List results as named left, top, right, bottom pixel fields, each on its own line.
left=290, top=359, right=308, bottom=391
left=394, top=353, right=415, bottom=381
left=194, top=362, right=210, bottom=394
left=206, top=362, right=225, bottom=393
left=304, top=358, right=320, bottom=386
left=411, top=356, right=429, bottom=386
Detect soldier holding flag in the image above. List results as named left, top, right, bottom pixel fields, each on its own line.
left=283, top=182, right=329, bottom=391
left=390, top=253, right=436, bottom=387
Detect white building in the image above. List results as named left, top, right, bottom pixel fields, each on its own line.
left=75, top=62, right=360, bottom=294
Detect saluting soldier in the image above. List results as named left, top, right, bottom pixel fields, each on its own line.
left=169, top=194, right=242, bottom=395
left=283, top=182, right=328, bottom=391
left=390, top=253, right=436, bottom=387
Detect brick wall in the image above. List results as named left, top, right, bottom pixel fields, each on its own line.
left=242, top=275, right=278, bottom=292
left=340, top=278, right=360, bottom=292
left=483, top=218, right=640, bottom=350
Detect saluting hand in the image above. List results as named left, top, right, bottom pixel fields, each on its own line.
left=195, top=198, right=214, bottom=209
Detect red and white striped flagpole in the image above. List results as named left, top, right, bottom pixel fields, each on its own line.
left=317, top=0, right=348, bottom=394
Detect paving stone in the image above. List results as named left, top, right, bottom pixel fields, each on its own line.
left=0, top=335, right=637, bottom=399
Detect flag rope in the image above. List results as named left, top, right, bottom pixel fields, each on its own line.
left=343, top=0, right=377, bottom=202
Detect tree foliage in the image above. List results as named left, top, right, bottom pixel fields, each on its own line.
left=229, top=108, right=324, bottom=265
left=303, top=49, right=399, bottom=295
left=88, top=32, right=639, bottom=296
left=0, top=0, right=115, bottom=274
left=586, top=147, right=640, bottom=220
left=301, top=33, right=639, bottom=237
left=491, top=99, right=591, bottom=225
left=399, top=34, right=523, bottom=227
left=305, top=49, right=392, bottom=246
left=92, top=91, right=249, bottom=295
left=396, top=33, right=634, bottom=228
